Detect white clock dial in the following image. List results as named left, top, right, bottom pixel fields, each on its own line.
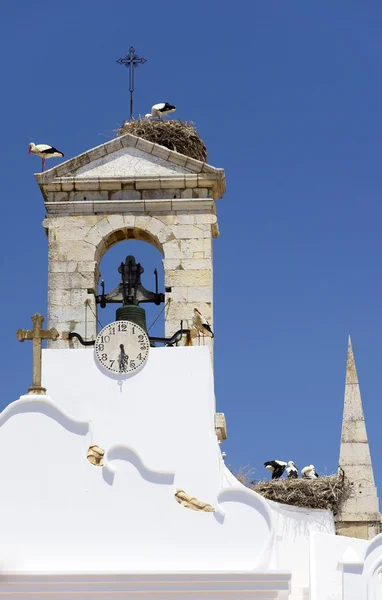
left=94, top=320, right=150, bottom=375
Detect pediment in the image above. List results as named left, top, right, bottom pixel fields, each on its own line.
left=36, top=133, right=223, bottom=183
left=74, top=146, right=192, bottom=178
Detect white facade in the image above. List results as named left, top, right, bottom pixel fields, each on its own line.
left=4, top=134, right=380, bottom=598
left=1, top=345, right=381, bottom=598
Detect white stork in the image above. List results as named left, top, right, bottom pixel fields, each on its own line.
left=286, top=461, right=298, bottom=479
left=145, top=103, right=176, bottom=119
left=264, top=460, right=287, bottom=480
left=192, top=308, right=214, bottom=341
left=301, top=464, right=319, bottom=479
left=29, top=142, right=64, bottom=172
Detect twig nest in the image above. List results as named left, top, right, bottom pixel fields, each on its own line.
left=251, top=475, right=351, bottom=514
left=117, top=119, right=207, bottom=162
left=175, top=489, right=215, bottom=512
left=87, top=445, right=105, bottom=467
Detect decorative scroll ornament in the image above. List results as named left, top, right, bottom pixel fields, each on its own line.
left=87, top=445, right=105, bottom=467
left=175, top=489, right=215, bottom=512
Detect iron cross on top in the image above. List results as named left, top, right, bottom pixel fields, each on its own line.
left=117, top=46, right=147, bottom=122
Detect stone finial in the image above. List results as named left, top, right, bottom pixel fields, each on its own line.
left=336, top=336, right=380, bottom=540
left=346, top=336, right=358, bottom=385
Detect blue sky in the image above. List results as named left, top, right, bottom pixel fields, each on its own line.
left=1, top=1, right=381, bottom=489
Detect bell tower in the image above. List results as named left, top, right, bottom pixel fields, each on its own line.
left=36, top=131, right=225, bottom=355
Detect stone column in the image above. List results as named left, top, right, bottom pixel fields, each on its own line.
left=162, top=212, right=215, bottom=350
left=44, top=216, right=98, bottom=348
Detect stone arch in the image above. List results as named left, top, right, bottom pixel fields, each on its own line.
left=47, top=211, right=214, bottom=351
left=83, top=215, right=174, bottom=264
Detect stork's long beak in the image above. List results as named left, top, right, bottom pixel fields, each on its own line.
left=28, top=148, right=31, bottom=154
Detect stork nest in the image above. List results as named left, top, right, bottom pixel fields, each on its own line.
left=116, top=118, right=208, bottom=162
left=250, top=475, right=351, bottom=514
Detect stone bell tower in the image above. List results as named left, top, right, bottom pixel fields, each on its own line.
left=36, top=131, right=225, bottom=354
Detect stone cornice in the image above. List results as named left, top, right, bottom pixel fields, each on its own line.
left=38, top=173, right=225, bottom=202
left=34, top=133, right=226, bottom=200
left=44, top=198, right=216, bottom=217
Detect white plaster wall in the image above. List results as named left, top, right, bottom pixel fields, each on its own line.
left=222, top=468, right=335, bottom=597
left=310, top=532, right=367, bottom=600
left=0, top=347, right=274, bottom=573
left=269, top=501, right=335, bottom=589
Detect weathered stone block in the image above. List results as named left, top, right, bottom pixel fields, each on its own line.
left=185, top=157, right=203, bottom=173
left=177, top=215, right=196, bottom=225
left=179, top=239, right=208, bottom=258
left=147, top=217, right=168, bottom=238
left=163, top=258, right=181, bottom=270
left=165, top=269, right=212, bottom=287
left=168, top=151, right=187, bottom=167
left=142, top=189, right=180, bottom=200
left=173, top=224, right=206, bottom=239
left=165, top=302, right=195, bottom=322
left=163, top=240, right=182, bottom=259
left=105, top=137, right=123, bottom=153
left=75, top=181, right=100, bottom=191
left=110, top=190, right=141, bottom=200
left=85, top=219, right=114, bottom=245
left=54, top=227, right=93, bottom=244
left=135, top=216, right=152, bottom=230
left=341, top=421, right=368, bottom=443
left=102, top=181, right=122, bottom=191
left=169, top=286, right=188, bottom=302
left=340, top=442, right=373, bottom=465
left=187, top=287, right=213, bottom=302
left=157, top=227, right=172, bottom=244
left=120, top=134, right=137, bottom=148
left=180, top=259, right=211, bottom=270
left=48, top=271, right=95, bottom=290
left=136, top=138, right=154, bottom=154
left=151, top=145, right=170, bottom=161
left=180, top=189, right=193, bottom=199
left=48, top=261, right=78, bottom=273
left=49, top=240, right=96, bottom=262
left=68, top=191, right=109, bottom=202
left=155, top=215, right=178, bottom=225
left=106, top=214, right=126, bottom=233
left=53, top=192, right=68, bottom=202
left=195, top=213, right=217, bottom=224
left=48, top=289, right=71, bottom=306
left=184, top=175, right=198, bottom=188
left=122, top=215, right=136, bottom=227
left=78, top=260, right=98, bottom=273
left=192, top=188, right=209, bottom=198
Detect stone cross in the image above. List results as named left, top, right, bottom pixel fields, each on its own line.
left=16, top=313, right=59, bottom=395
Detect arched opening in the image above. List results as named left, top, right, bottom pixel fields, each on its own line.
left=96, top=237, right=165, bottom=339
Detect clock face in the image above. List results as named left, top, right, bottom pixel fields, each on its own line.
left=94, top=320, right=150, bottom=376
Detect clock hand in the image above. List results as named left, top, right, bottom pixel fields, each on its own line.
left=118, top=344, right=129, bottom=373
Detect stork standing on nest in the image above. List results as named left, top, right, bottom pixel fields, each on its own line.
left=28, top=142, right=64, bottom=172
left=145, top=103, right=176, bottom=119
left=264, top=460, right=287, bottom=480
left=301, top=464, right=319, bottom=479
left=192, top=308, right=214, bottom=344
left=286, top=461, right=298, bottom=479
